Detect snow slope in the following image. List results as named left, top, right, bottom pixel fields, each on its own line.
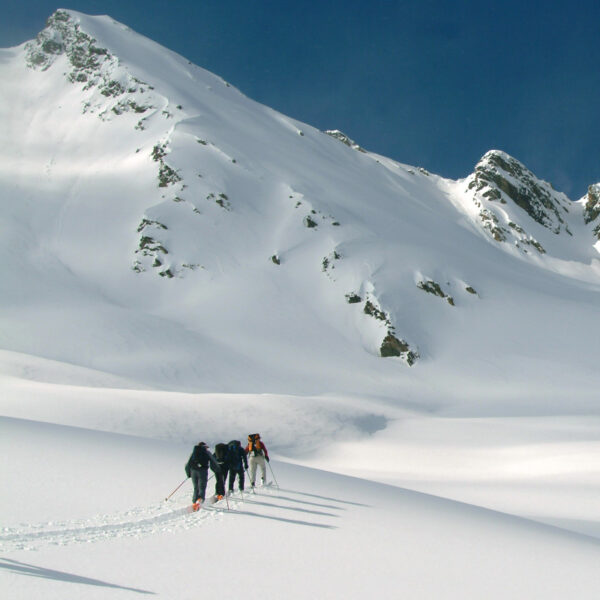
left=1, top=9, right=599, bottom=401
left=2, top=10, right=600, bottom=598
left=3, top=416, right=600, bottom=600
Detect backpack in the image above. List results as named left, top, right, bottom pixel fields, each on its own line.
left=247, top=433, right=264, bottom=457
left=189, top=443, right=209, bottom=469
left=227, top=440, right=242, bottom=470
left=214, top=443, right=228, bottom=464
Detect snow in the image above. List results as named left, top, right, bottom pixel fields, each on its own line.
left=3, top=416, right=600, bottom=599
left=2, top=9, right=600, bottom=598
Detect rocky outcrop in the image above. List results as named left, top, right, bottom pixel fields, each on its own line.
left=324, top=130, right=366, bottom=153
left=361, top=297, right=419, bottom=365
left=463, top=150, right=576, bottom=254
left=417, top=280, right=455, bottom=306
left=26, top=10, right=104, bottom=75
left=380, top=334, right=419, bottom=365
left=583, top=184, right=600, bottom=241
left=25, top=10, right=155, bottom=119
left=468, top=150, right=571, bottom=235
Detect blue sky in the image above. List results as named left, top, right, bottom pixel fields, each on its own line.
left=3, top=1, right=599, bottom=198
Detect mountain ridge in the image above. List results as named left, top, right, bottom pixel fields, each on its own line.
left=1, top=9, right=599, bottom=404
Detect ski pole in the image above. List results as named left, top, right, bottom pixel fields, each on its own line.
left=165, top=477, right=189, bottom=501
left=267, top=460, right=279, bottom=488
left=245, top=468, right=256, bottom=493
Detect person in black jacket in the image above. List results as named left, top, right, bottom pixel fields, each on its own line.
left=213, top=443, right=229, bottom=498
left=185, top=442, right=221, bottom=507
left=225, top=440, right=248, bottom=494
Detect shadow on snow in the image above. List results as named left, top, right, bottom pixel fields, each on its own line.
left=239, top=498, right=340, bottom=518
left=0, top=558, right=155, bottom=594
left=225, top=510, right=337, bottom=529
left=275, top=487, right=370, bottom=507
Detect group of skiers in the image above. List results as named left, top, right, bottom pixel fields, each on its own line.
left=185, top=433, right=270, bottom=507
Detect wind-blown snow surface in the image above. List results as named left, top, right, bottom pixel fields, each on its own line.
left=2, top=416, right=600, bottom=600
left=2, top=10, right=600, bottom=598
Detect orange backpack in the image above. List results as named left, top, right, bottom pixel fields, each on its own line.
left=248, top=433, right=264, bottom=456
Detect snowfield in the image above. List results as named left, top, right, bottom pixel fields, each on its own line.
left=2, top=9, right=600, bottom=598
left=3, top=415, right=600, bottom=600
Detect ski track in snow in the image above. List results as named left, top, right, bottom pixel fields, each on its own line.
left=0, top=487, right=277, bottom=551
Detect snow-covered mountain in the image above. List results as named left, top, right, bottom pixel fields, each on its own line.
left=2, top=11, right=600, bottom=599
left=2, top=9, right=599, bottom=403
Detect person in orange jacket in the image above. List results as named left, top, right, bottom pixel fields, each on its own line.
left=245, top=433, right=269, bottom=487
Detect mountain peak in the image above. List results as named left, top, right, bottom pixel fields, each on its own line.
left=26, top=10, right=90, bottom=71
left=3, top=10, right=600, bottom=400
left=24, top=9, right=133, bottom=94
left=465, top=149, right=571, bottom=245
left=23, top=9, right=169, bottom=127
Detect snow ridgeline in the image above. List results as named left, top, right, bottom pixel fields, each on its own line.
left=6, top=9, right=600, bottom=386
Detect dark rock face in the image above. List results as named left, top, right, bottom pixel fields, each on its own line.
left=25, top=10, right=154, bottom=118
left=360, top=298, right=418, bottom=365
left=304, top=215, right=318, bottom=228
left=583, top=184, right=600, bottom=242
left=380, top=333, right=409, bottom=357
left=417, top=280, right=455, bottom=306
left=462, top=150, right=579, bottom=254
left=364, top=300, right=390, bottom=323
left=26, top=11, right=112, bottom=83
left=380, top=334, right=418, bottom=365
left=584, top=184, right=600, bottom=240
left=468, top=150, right=570, bottom=235
left=345, top=293, right=362, bottom=304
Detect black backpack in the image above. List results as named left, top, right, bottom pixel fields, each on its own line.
left=227, top=440, right=242, bottom=470
left=188, top=443, right=209, bottom=471
left=214, top=443, right=228, bottom=464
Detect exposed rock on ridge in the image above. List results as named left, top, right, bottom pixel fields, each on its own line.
left=463, top=150, right=578, bottom=254
left=583, top=184, right=600, bottom=241
left=13, top=11, right=600, bottom=378
left=468, top=150, right=571, bottom=234
left=25, top=10, right=156, bottom=120
left=325, top=130, right=366, bottom=153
